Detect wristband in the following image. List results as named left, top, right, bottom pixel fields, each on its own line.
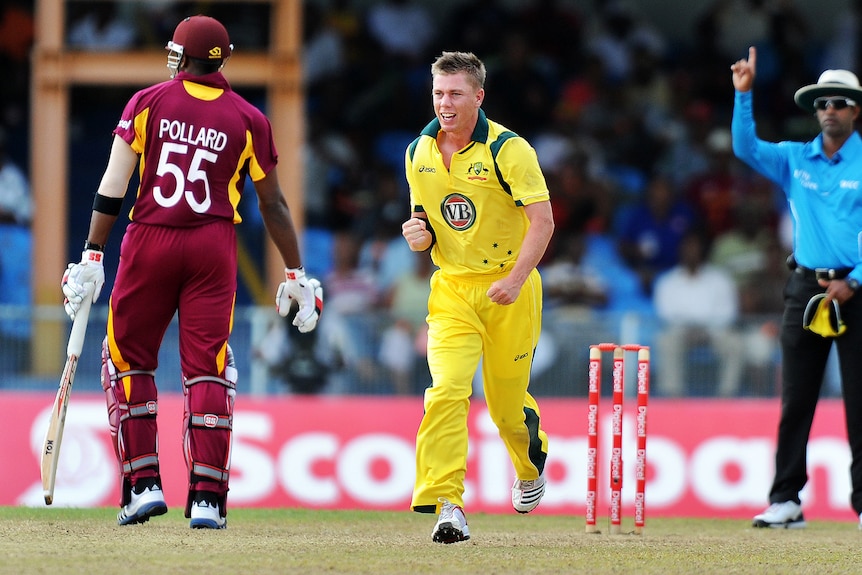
left=93, top=193, right=124, bottom=216
left=425, top=219, right=437, bottom=248
left=84, top=240, right=104, bottom=252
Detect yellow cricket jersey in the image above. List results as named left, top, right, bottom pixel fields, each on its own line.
left=405, top=109, right=550, bottom=278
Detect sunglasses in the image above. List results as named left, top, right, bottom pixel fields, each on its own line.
left=813, top=97, right=857, bottom=111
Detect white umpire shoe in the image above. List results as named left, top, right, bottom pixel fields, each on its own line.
left=752, top=501, right=806, bottom=529
left=117, top=480, right=168, bottom=526
left=512, top=474, right=546, bottom=514
left=190, top=493, right=227, bottom=530
left=432, top=498, right=470, bottom=544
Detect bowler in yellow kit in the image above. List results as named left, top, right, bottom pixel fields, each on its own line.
left=401, top=51, right=555, bottom=543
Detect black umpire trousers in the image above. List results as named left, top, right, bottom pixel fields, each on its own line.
left=770, top=270, right=862, bottom=515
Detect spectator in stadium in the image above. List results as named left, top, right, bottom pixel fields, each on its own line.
left=710, top=196, right=784, bottom=394
left=821, top=0, right=862, bottom=72
left=365, top=0, right=437, bottom=64
left=653, top=229, right=743, bottom=397
left=544, top=149, right=611, bottom=260
left=732, top=46, right=862, bottom=529
left=654, top=100, right=716, bottom=191
left=318, top=229, right=384, bottom=393
left=685, top=127, right=752, bottom=241
left=617, top=172, right=697, bottom=296
left=67, top=2, right=136, bottom=50
left=302, top=2, right=345, bottom=88
left=0, top=2, right=34, bottom=129
left=0, top=125, right=32, bottom=372
left=542, top=229, right=609, bottom=312
left=378, top=249, right=434, bottom=395
left=355, top=166, right=416, bottom=292
left=482, top=30, right=555, bottom=139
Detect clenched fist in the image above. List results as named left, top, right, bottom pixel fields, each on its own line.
left=402, top=217, right=432, bottom=251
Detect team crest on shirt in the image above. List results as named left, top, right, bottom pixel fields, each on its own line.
left=467, top=162, right=489, bottom=181
left=441, top=193, right=476, bottom=230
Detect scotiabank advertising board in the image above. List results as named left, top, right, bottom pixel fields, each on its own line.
left=2, top=393, right=855, bottom=522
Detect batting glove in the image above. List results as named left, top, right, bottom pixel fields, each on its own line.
left=276, top=267, right=323, bottom=333
left=61, top=249, right=105, bottom=320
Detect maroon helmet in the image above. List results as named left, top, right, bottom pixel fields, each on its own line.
left=166, top=15, right=233, bottom=77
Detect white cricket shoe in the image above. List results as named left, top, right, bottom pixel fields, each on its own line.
left=190, top=494, right=227, bottom=529
left=432, top=498, right=470, bottom=544
left=117, top=481, right=168, bottom=525
left=752, top=501, right=806, bottom=529
left=512, top=474, right=546, bottom=514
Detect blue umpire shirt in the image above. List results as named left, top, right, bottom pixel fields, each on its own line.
left=732, top=90, right=862, bottom=285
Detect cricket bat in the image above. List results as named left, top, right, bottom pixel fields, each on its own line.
left=41, top=290, right=94, bottom=505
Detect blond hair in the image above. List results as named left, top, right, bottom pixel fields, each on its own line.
left=431, top=51, right=486, bottom=90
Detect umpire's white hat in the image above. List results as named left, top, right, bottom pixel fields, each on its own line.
left=794, top=69, right=862, bottom=112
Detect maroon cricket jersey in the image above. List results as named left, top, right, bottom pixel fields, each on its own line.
left=113, top=71, right=277, bottom=227
left=106, top=71, right=274, bottom=379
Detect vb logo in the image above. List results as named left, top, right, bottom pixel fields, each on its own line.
left=441, top=193, right=476, bottom=230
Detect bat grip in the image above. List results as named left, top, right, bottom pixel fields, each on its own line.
left=67, top=286, right=94, bottom=357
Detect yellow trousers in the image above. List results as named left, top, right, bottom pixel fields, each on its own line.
left=411, top=268, right=549, bottom=512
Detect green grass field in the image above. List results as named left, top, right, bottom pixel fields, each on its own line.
left=0, top=507, right=857, bottom=574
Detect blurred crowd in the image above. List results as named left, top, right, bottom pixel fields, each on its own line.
left=1, top=0, right=858, bottom=396
left=294, top=0, right=821, bottom=397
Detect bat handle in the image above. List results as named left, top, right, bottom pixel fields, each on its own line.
left=67, top=287, right=94, bottom=357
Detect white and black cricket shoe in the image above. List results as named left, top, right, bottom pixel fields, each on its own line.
left=117, top=479, right=168, bottom=525
left=432, top=498, right=470, bottom=543
left=512, top=474, right=546, bottom=514
left=752, top=501, right=806, bottom=529
left=190, top=492, right=226, bottom=529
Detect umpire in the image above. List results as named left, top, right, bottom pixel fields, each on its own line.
left=732, top=46, right=862, bottom=529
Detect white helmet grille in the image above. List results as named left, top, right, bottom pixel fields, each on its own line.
left=166, top=40, right=184, bottom=78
